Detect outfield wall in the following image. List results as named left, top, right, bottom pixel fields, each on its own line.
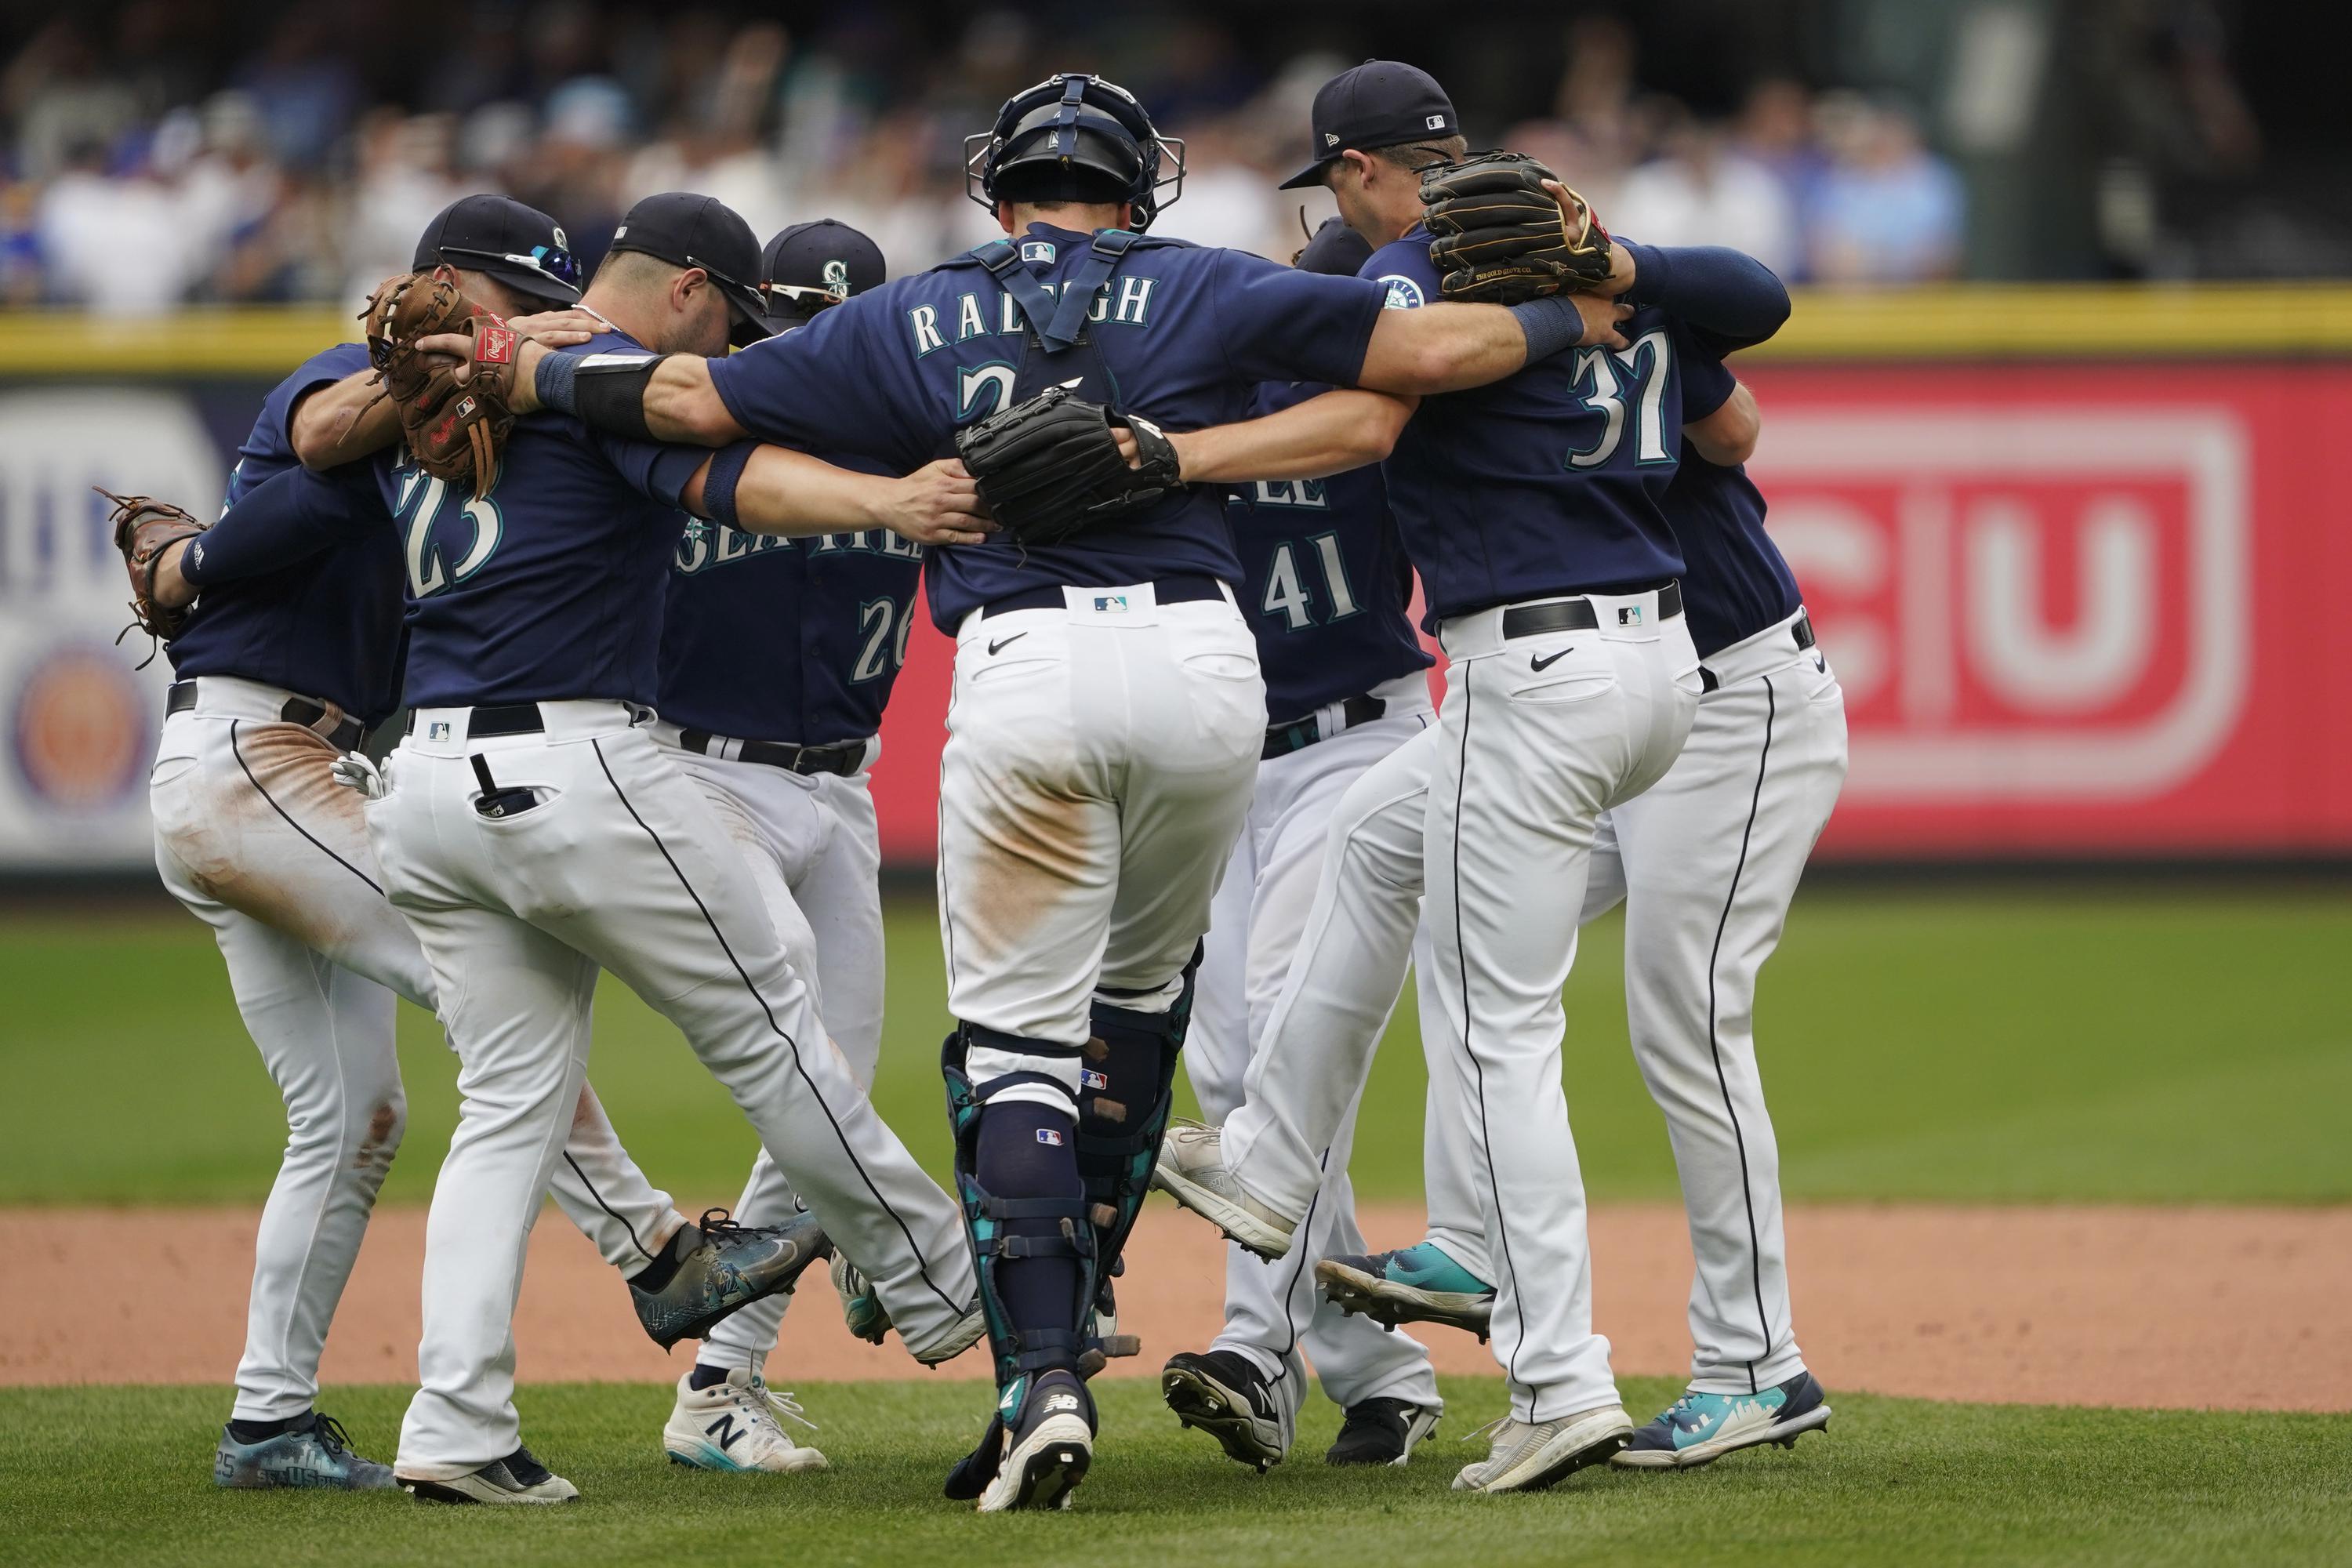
left=2, top=287, right=2348, bottom=873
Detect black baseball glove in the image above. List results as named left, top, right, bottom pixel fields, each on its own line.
left=954, top=385, right=1182, bottom=548
left=1421, top=151, right=1615, bottom=305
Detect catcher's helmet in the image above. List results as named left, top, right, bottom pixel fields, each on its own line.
left=964, top=74, right=1185, bottom=230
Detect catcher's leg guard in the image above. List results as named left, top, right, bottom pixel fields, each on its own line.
left=944, top=1027, right=1100, bottom=1395
left=1076, top=953, right=1199, bottom=1352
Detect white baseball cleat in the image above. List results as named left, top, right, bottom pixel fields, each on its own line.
left=398, top=1445, right=580, bottom=1504
left=1452, top=1405, right=1633, bottom=1495
left=662, top=1368, right=829, bottom=1474
left=976, top=1371, right=1095, bottom=1513
left=1150, top=1122, right=1298, bottom=1261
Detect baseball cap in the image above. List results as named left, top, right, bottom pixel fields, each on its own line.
left=759, top=219, right=887, bottom=331
left=1294, top=215, right=1374, bottom=278
left=607, top=191, right=771, bottom=347
left=1278, top=60, right=1458, bottom=190
left=412, top=194, right=583, bottom=304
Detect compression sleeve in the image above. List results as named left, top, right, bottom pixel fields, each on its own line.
left=180, top=463, right=381, bottom=586
left=1616, top=243, right=1791, bottom=351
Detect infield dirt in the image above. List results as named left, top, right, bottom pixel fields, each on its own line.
left=6, top=1200, right=2344, bottom=1410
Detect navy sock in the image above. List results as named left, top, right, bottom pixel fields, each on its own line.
left=227, top=1412, right=309, bottom=1443
left=975, top=1101, right=1084, bottom=1345
left=688, top=1363, right=732, bottom=1392
left=629, top=1221, right=699, bottom=1294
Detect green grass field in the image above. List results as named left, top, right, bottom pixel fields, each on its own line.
left=3, top=887, right=2350, bottom=1564
left=5, top=887, right=2349, bottom=1207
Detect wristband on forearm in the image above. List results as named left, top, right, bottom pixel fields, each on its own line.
left=539, top=351, right=659, bottom=441
left=702, top=441, right=760, bottom=532
left=1508, top=296, right=1593, bottom=365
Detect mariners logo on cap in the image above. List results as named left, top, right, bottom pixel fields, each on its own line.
left=822, top=258, right=851, bottom=299
left=553, top=225, right=568, bottom=248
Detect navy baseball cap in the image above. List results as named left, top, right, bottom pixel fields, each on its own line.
left=1278, top=60, right=1459, bottom=190
left=759, top=219, right=887, bottom=331
left=413, top=194, right=583, bottom=303
left=608, top=191, right=771, bottom=346
left=1294, top=214, right=1374, bottom=278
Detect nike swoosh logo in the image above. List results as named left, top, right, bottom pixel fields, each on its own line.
left=1530, top=647, right=1573, bottom=672
left=988, top=633, right=1028, bottom=656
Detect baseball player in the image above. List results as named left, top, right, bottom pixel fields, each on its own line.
left=437, top=72, right=1637, bottom=1509
left=1318, top=349, right=1845, bottom=1468
left=132, top=195, right=825, bottom=1492
left=1160, top=216, right=1443, bottom=1475
left=1149, top=62, right=1795, bottom=1493
left=652, top=220, right=917, bottom=1475
left=184, top=191, right=996, bottom=1502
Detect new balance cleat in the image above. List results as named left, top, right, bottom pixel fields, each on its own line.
left=1150, top=1122, right=1297, bottom=1260
left=1327, top=1398, right=1440, bottom=1467
left=1453, top=1406, right=1632, bottom=1494
left=1318, top=1242, right=1496, bottom=1338
left=1613, top=1372, right=1832, bottom=1468
left=975, top=1371, right=1095, bottom=1512
left=213, top=1412, right=394, bottom=1490
left=1162, top=1349, right=1287, bottom=1472
left=399, top=1446, right=579, bottom=1504
left=662, top=1368, right=828, bottom=1473
left=631, top=1208, right=831, bottom=1351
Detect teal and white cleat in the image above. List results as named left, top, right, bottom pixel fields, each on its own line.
left=832, top=1252, right=891, bottom=1345
left=1317, top=1242, right=1497, bottom=1338
left=213, top=1411, right=395, bottom=1490
left=662, top=1368, right=829, bottom=1474
left=1612, top=1372, right=1833, bottom=1468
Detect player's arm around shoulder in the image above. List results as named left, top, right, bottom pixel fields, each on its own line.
left=1352, top=234, right=1632, bottom=397
left=1685, top=380, right=1761, bottom=467
left=677, top=443, right=996, bottom=549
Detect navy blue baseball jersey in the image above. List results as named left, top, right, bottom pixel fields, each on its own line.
left=1664, top=350, right=1802, bottom=659
left=166, top=343, right=410, bottom=725
left=1225, top=381, right=1429, bottom=724
left=659, top=451, right=922, bottom=743
left=704, top=223, right=1386, bottom=630
left=1364, top=227, right=1689, bottom=625
left=388, top=331, right=705, bottom=709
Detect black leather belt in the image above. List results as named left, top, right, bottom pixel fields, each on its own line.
left=1498, top=580, right=1682, bottom=641
left=405, top=702, right=544, bottom=739
left=1263, top=695, right=1386, bottom=761
left=167, top=679, right=365, bottom=751
left=982, top=574, right=1225, bottom=618
left=677, top=729, right=868, bottom=778
left=1698, top=612, right=1817, bottom=693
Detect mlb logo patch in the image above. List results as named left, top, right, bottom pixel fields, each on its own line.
left=428, top=721, right=452, bottom=740
left=1021, top=239, right=1057, bottom=266
left=1618, top=606, right=1644, bottom=626
left=1080, top=1069, right=1109, bottom=1090
left=1093, top=594, right=1130, bottom=613
left=1425, top=114, right=1446, bottom=129
left=1035, top=1127, right=1065, bottom=1146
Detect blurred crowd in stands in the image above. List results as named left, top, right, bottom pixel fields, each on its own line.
left=0, top=2, right=2318, bottom=312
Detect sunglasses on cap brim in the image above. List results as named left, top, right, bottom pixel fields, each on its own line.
left=438, top=243, right=583, bottom=292
left=760, top=282, right=847, bottom=314
left=688, top=254, right=774, bottom=345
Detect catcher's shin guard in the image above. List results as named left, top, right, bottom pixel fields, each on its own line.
left=1075, top=950, right=1199, bottom=1344
left=943, top=1027, right=1100, bottom=1392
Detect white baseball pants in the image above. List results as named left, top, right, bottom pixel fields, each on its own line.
left=1425, top=611, right=1847, bottom=1395
left=147, top=677, right=684, bottom=1422
left=938, top=584, right=1265, bottom=1103
left=367, top=703, right=973, bottom=1477
left=1189, top=674, right=1442, bottom=1436
left=661, top=735, right=891, bottom=1379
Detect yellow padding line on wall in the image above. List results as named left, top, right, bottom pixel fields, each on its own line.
left=1, top=284, right=2349, bottom=372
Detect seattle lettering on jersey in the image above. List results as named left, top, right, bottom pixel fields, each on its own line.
left=675, top=523, right=924, bottom=575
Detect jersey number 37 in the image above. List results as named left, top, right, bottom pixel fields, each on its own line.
left=395, top=468, right=503, bottom=598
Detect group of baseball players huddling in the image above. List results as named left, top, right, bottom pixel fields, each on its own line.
left=114, top=58, right=1846, bottom=1512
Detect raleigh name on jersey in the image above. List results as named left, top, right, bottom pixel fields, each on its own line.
left=704, top=223, right=1386, bottom=628
left=659, top=448, right=924, bottom=745
left=168, top=342, right=409, bottom=725
left=1363, top=226, right=1691, bottom=625
left=1225, top=381, right=1429, bottom=724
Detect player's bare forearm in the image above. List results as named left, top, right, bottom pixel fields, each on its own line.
left=289, top=372, right=401, bottom=470
left=681, top=448, right=995, bottom=546
left=426, top=337, right=747, bottom=446
left=643, top=356, right=746, bottom=445
left=1166, top=390, right=1415, bottom=483
left=152, top=539, right=197, bottom=609
left=1356, top=296, right=1630, bottom=395
left=1685, top=382, right=1760, bottom=466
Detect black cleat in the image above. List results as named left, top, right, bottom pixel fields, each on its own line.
left=630, top=1209, right=831, bottom=1350
left=1161, top=1349, right=1286, bottom=1472
left=1326, top=1397, right=1440, bottom=1466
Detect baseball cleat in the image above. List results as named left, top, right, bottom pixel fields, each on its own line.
left=1150, top=1122, right=1297, bottom=1260
left=662, top=1367, right=829, bottom=1473
left=832, top=1253, right=891, bottom=1345
left=1161, top=1349, right=1287, bottom=1471
left=399, top=1445, right=579, bottom=1504
left=1612, top=1372, right=1832, bottom=1468
left=630, top=1208, right=832, bottom=1351
left=909, top=1300, right=989, bottom=1367
left=1452, top=1405, right=1632, bottom=1494
left=212, top=1412, right=394, bottom=1490
left=976, top=1370, right=1095, bottom=1512
left=1326, top=1397, right=1440, bottom=1467
left=1318, top=1242, right=1496, bottom=1338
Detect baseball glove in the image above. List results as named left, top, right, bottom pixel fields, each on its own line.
left=954, top=385, right=1182, bottom=548
left=99, top=486, right=209, bottom=662
left=1421, top=151, right=1614, bottom=305
left=361, top=266, right=523, bottom=498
